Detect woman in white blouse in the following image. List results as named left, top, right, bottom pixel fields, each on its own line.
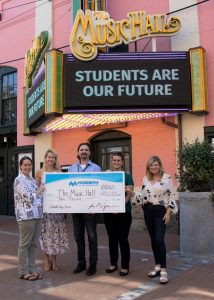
left=14, top=156, right=44, bottom=281
left=140, top=156, right=177, bottom=284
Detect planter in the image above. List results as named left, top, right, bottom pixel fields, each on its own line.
left=179, top=192, right=214, bottom=260
left=194, top=178, right=214, bottom=192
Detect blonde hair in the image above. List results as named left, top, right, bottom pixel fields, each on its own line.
left=146, top=156, right=164, bottom=180
left=43, top=148, right=60, bottom=171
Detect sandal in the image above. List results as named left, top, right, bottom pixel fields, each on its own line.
left=44, top=261, right=52, bottom=272
left=52, top=263, right=59, bottom=271
left=20, top=274, right=38, bottom=281
left=148, top=265, right=161, bottom=278
left=160, top=271, right=168, bottom=284
left=30, top=273, right=43, bottom=279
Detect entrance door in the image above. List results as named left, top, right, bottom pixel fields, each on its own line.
left=7, top=150, right=19, bottom=215
left=91, top=130, right=132, bottom=173
left=0, top=149, right=8, bottom=214
left=0, top=145, right=34, bottom=215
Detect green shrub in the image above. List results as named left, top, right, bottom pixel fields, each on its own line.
left=177, top=139, right=214, bottom=192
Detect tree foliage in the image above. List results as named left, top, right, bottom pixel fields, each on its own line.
left=177, top=139, right=214, bottom=192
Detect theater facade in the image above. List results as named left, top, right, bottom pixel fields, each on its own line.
left=0, top=0, right=213, bottom=215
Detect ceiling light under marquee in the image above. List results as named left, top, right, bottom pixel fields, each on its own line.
left=41, top=113, right=177, bottom=132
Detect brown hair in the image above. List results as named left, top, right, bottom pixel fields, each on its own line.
left=77, top=142, right=92, bottom=160
left=112, top=152, right=124, bottom=161
left=146, top=156, right=164, bottom=180
left=19, top=156, right=32, bottom=166
left=43, top=148, right=60, bottom=171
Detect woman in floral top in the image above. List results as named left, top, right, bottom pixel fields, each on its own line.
left=14, top=156, right=44, bottom=281
left=140, top=156, right=177, bottom=284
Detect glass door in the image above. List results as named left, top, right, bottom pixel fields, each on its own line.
left=92, top=135, right=132, bottom=173
left=0, top=150, right=8, bottom=214
left=100, top=142, right=131, bottom=172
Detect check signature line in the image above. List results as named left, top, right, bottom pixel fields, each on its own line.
left=88, top=202, right=119, bottom=211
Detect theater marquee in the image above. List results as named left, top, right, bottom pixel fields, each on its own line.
left=64, top=52, right=192, bottom=113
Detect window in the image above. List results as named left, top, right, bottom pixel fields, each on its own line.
left=205, top=127, right=214, bottom=146
left=2, top=72, right=17, bottom=100
left=81, top=0, right=106, bottom=11
left=1, top=72, right=17, bottom=125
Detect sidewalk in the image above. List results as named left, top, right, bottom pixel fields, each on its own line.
left=0, top=216, right=213, bottom=300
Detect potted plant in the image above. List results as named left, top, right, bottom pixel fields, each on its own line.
left=177, top=139, right=214, bottom=260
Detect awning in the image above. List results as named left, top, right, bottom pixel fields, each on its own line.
left=42, top=112, right=178, bottom=132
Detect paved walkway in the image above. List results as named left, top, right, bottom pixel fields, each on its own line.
left=0, top=216, right=213, bottom=300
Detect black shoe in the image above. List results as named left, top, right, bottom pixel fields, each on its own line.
left=86, top=265, right=96, bottom=276
left=106, top=266, right=118, bottom=273
left=73, top=264, right=86, bottom=274
left=119, top=269, right=129, bottom=276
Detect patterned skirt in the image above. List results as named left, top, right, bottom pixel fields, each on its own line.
left=40, top=213, right=70, bottom=255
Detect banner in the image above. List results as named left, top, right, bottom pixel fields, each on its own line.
left=43, top=172, right=125, bottom=213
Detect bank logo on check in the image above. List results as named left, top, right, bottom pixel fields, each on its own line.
left=69, top=180, right=99, bottom=186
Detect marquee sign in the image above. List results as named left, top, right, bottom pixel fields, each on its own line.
left=63, top=52, right=192, bottom=112
left=25, top=72, right=45, bottom=127
left=25, top=31, right=50, bottom=88
left=70, top=10, right=181, bottom=61
left=24, top=50, right=63, bottom=134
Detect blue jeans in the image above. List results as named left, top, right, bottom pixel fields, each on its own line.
left=143, top=204, right=166, bottom=268
left=72, top=214, right=97, bottom=266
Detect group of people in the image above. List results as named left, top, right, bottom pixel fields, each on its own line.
left=14, top=142, right=178, bottom=284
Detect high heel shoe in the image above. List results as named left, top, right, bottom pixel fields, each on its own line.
left=119, top=269, right=129, bottom=276
left=106, top=266, right=118, bottom=273
left=160, top=271, right=168, bottom=284
left=148, top=265, right=161, bottom=278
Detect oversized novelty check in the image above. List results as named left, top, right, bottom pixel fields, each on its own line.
left=43, top=172, right=125, bottom=213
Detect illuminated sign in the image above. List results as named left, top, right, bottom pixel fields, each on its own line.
left=25, top=72, right=45, bottom=127
left=70, top=10, right=181, bottom=61
left=24, top=50, right=63, bottom=134
left=190, top=47, right=208, bottom=113
left=64, top=52, right=192, bottom=112
left=25, top=31, right=50, bottom=88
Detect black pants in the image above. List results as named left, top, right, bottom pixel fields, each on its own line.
left=143, top=204, right=166, bottom=268
left=72, top=214, right=97, bottom=266
left=104, top=212, right=132, bottom=269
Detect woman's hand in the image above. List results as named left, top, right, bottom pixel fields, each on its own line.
left=163, top=209, right=171, bottom=225
left=36, top=183, right=45, bottom=197
left=125, top=186, right=133, bottom=194
left=125, top=185, right=134, bottom=204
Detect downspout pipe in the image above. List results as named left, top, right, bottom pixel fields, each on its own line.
left=162, top=115, right=183, bottom=235
left=161, top=117, right=178, bottom=128
left=161, top=115, right=183, bottom=164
